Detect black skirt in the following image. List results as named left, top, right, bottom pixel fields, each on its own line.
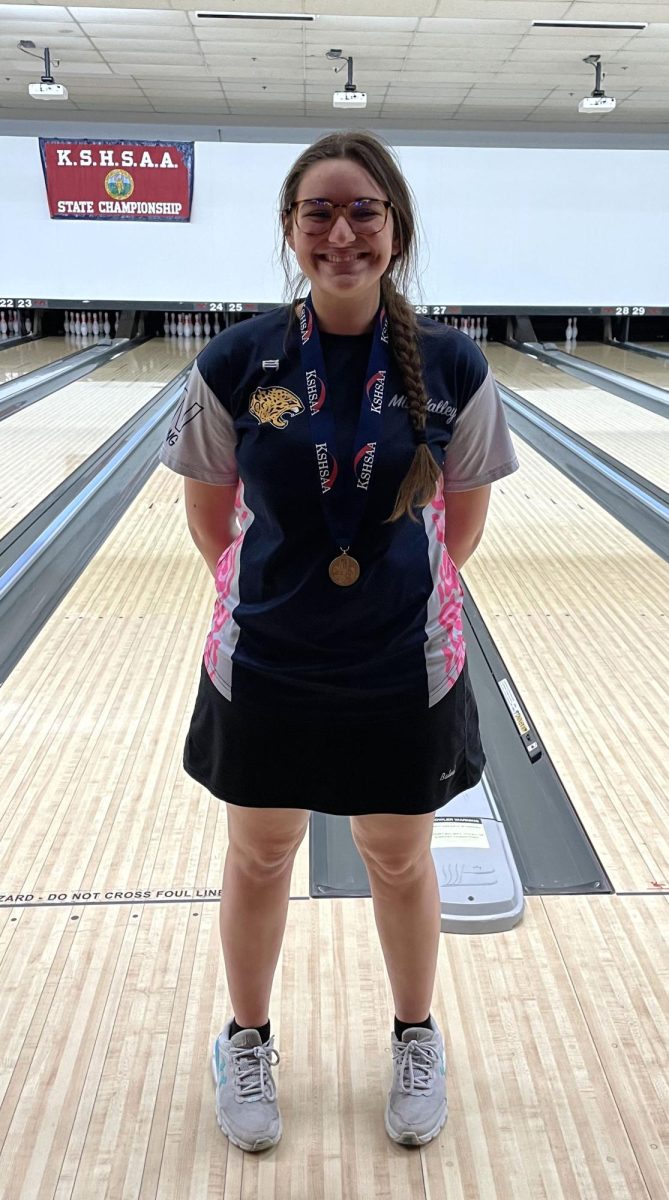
left=183, top=658, right=485, bottom=817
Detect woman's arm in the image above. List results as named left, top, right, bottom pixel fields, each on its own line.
left=442, top=483, right=491, bottom=570
left=184, top=478, right=239, bottom=578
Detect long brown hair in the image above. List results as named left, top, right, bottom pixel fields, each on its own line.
left=278, top=130, right=440, bottom=524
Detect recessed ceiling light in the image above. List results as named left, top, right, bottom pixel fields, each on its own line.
left=532, top=20, right=647, bottom=30
left=196, top=11, right=316, bottom=20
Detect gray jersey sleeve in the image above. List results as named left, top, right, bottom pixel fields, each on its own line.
left=158, top=362, right=239, bottom=485
left=443, top=365, right=519, bottom=492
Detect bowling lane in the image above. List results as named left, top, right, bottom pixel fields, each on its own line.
left=568, top=341, right=669, bottom=389
left=0, top=336, right=77, bottom=383
left=0, top=337, right=196, bottom=539
left=484, top=343, right=669, bottom=492
left=0, top=411, right=667, bottom=900
left=462, top=435, right=669, bottom=892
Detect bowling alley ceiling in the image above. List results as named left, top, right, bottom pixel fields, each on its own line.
left=1, top=0, right=668, bottom=134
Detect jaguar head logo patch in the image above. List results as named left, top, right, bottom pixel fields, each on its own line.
left=249, top=386, right=305, bottom=429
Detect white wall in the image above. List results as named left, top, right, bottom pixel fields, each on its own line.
left=1, top=135, right=667, bottom=307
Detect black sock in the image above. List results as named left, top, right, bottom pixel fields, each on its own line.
left=394, top=1013, right=432, bottom=1040
left=230, top=1017, right=271, bottom=1044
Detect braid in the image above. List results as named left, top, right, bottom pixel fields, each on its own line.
left=381, top=276, right=441, bottom=524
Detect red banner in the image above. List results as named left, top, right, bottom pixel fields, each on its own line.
left=39, top=139, right=194, bottom=221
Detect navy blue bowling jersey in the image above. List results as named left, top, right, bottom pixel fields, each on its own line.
left=159, top=306, right=518, bottom=715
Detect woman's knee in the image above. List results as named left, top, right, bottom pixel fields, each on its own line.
left=350, top=811, right=435, bottom=875
left=225, top=804, right=311, bottom=873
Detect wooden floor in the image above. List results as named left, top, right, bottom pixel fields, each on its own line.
left=1, top=895, right=666, bottom=1199
left=0, top=336, right=77, bottom=384
left=569, top=340, right=669, bottom=389
left=0, top=343, right=667, bottom=1198
left=485, top=343, right=669, bottom=492
left=0, top=337, right=197, bottom=538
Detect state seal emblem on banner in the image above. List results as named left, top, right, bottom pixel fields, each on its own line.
left=104, top=169, right=134, bottom=199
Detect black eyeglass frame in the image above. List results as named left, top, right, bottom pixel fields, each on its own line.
left=283, top=198, right=394, bottom=234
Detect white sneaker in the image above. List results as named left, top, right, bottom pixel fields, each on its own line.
left=211, top=1019, right=283, bottom=1151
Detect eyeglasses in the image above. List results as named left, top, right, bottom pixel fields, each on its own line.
left=285, top=198, right=393, bottom=235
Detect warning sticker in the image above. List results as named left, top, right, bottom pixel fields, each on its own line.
left=498, top=678, right=530, bottom=736
left=431, top=818, right=490, bottom=850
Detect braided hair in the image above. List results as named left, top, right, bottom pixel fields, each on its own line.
left=278, top=130, right=441, bottom=525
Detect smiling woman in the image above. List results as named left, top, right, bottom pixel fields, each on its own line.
left=158, top=127, right=518, bottom=1155
left=159, top=124, right=518, bottom=763
left=283, top=175, right=398, bottom=335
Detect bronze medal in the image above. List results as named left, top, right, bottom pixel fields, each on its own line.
left=329, top=552, right=361, bottom=587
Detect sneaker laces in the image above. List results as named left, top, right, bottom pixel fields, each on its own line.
left=230, top=1039, right=280, bottom=1102
left=392, top=1039, right=440, bottom=1094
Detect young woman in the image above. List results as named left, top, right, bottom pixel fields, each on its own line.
left=160, top=131, right=518, bottom=1153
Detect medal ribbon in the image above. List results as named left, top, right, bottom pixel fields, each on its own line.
left=298, top=292, right=390, bottom=556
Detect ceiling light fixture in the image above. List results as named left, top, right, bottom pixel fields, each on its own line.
left=196, top=11, right=316, bottom=20
left=532, top=21, right=647, bottom=30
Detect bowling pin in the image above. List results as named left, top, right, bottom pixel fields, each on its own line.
left=213, top=313, right=220, bottom=335
left=81, top=312, right=88, bottom=335
left=482, top=317, right=488, bottom=342
left=566, top=318, right=572, bottom=341
left=184, top=313, right=192, bottom=338
left=169, top=313, right=176, bottom=337
left=0, top=310, right=6, bottom=335
left=13, top=310, right=20, bottom=335
left=203, top=314, right=211, bottom=338
left=194, top=313, right=202, bottom=338
left=475, top=317, right=481, bottom=341
left=93, top=313, right=100, bottom=337
left=177, top=314, right=184, bottom=338
left=572, top=317, right=578, bottom=340
left=469, top=319, right=476, bottom=340
left=103, top=312, right=111, bottom=336
left=163, top=311, right=170, bottom=337
left=25, top=315, right=32, bottom=334
left=74, top=312, right=81, bottom=334
left=63, top=311, right=70, bottom=334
